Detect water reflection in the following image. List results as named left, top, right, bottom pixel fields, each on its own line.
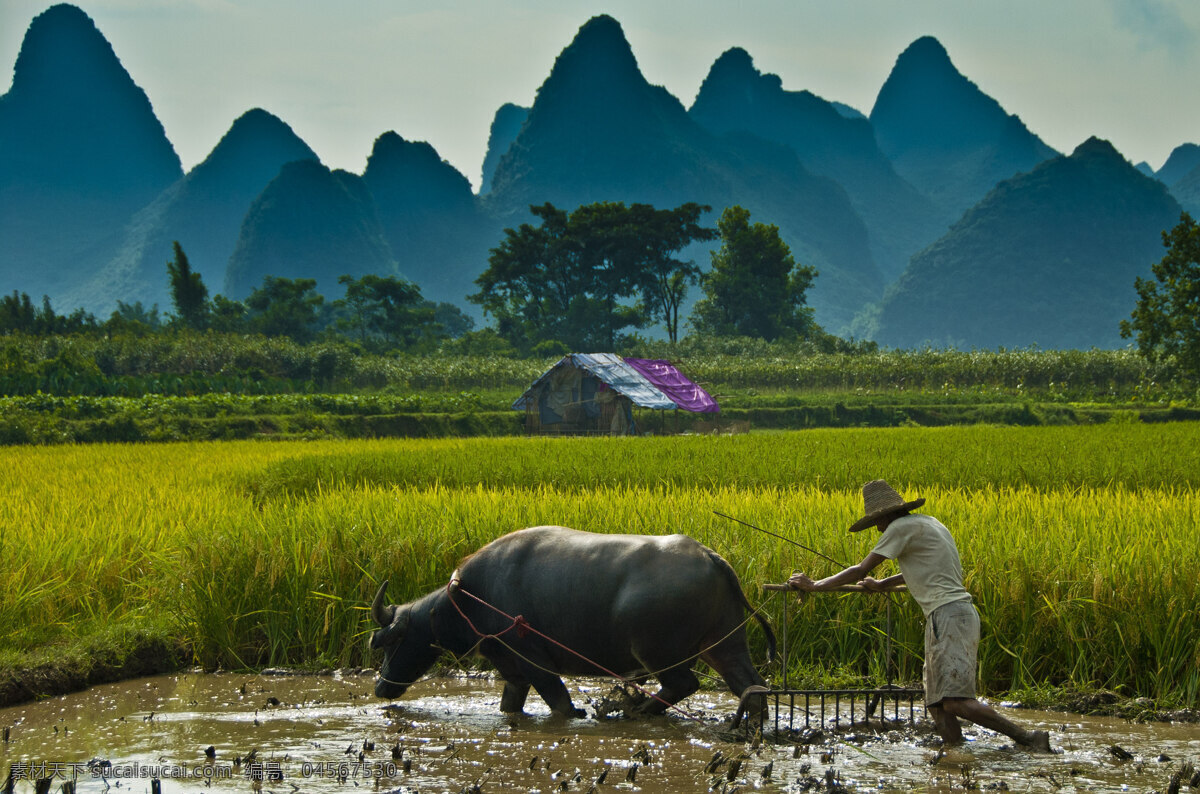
left=0, top=673, right=1196, bottom=792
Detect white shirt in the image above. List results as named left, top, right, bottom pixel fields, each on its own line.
left=871, top=513, right=972, bottom=617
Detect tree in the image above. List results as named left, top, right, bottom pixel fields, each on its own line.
left=471, top=201, right=713, bottom=352
left=631, top=202, right=715, bottom=343
left=104, top=301, right=161, bottom=335
left=335, top=274, right=376, bottom=345
left=244, top=276, right=324, bottom=343
left=472, top=203, right=602, bottom=352
left=335, top=274, right=438, bottom=351
left=209, top=294, right=248, bottom=333
left=1121, top=212, right=1200, bottom=380
left=166, top=241, right=209, bottom=329
left=689, top=205, right=818, bottom=341
left=0, top=291, right=37, bottom=333
left=430, top=301, right=474, bottom=339
left=1, top=291, right=95, bottom=334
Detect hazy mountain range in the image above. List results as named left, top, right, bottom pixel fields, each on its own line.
left=2, top=3, right=1197, bottom=349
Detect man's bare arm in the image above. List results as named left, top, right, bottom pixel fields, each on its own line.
left=789, top=552, right=888, bottom=592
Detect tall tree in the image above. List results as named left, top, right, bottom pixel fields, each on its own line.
left=1121, top=212, right=1200, bottom=380
left=471, top=201, right=713, bottom=351
left=335, top=274, right=439, bottom=351
left=209, top=294, right=248, bottom=333
left=104, top=301, right=161, bottom=335
left=431, top=302, right=474, bottom=340
left=244, top=276, right=324, bottom=343
left=689, top=205, right=818, bottom=341
left=632, top=202, right=715, bottom=343
left=166, top=241, right=209, bottom=329
left=0, top=291, right=37, bottom=333
left=0, top=292, right=95, bottom=334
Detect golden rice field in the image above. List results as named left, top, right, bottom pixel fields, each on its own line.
left=2, top=423, right=1198, bottom=707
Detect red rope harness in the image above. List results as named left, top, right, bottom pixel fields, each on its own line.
left=445, top=580, right=698, bottom=719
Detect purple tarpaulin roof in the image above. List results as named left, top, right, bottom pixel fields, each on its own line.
left=623, top=358, right=719, bottom=413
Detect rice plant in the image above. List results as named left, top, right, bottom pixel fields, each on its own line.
left=1, top=427, right=1196, bottom=706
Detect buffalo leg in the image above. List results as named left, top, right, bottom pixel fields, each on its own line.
left=526, top=669, right=586, bottom=717
left=634, top=665, right=699, bottom=715
left=488, top=648, right=584, bottom=717
left=486, top=649, right=535, bottom=714
left=499, top=679, right=531, bottom=713
left=703, top=643, right=768, bottom=713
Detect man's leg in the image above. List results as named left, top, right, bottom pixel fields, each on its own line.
left=927, top=701, right=965, bottom=744
left=940, top=697, right=1051, bottom=751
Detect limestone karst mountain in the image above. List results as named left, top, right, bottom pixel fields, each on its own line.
left=1156, top=143, right=1200, bottom=188
left=224, top=159, right=397, bottom=300
left=0, top=3, right=182, bottom=300
left=480, top=103, right=529, bottom=195
left=870, top=36, right=1058, bottom=228
left=1169, top=164, right=1200, bottom=219
left=1, top=4, right=1187, bottom=350
left=484, top=14, right=882, bottom=333
left=688, top=46, right=943, bottom=281
left=363, top=131, right=491, bottom=308
left=869, top=138, right=1182, bottom=350
left=64, top=108, right=319, bottom=314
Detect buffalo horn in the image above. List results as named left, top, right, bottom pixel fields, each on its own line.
left=371, top=580, right=397, bottom=627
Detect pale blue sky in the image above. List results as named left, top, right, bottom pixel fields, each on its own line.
left=3, top=1, right=1198, bottom=190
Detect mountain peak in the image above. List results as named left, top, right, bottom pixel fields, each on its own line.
left=871, top=35, right=987, bottom=132
left=1071, top=136, right=1123, bottom=162
left=536, top=14, right=645, bottom=101
left=896, top=36, right=954, bottom=70
left=480, top=103, right=529, bottom=194
left=365, top=130, right=463, bottom=181
left=8, top=4, right=109, bottom=97
left=870, top=35, right=1056, bottom=221
left=195, top=108, right=316, bottom=174
left=1157, top=142, right=1200, bottom=187
left=0, top=1, right=182, bottom=300
left=696, top=47, right=782, bottom=100
left=181, top=108, right=316, bottom=205
left=1, top=2, right=181, bottom=183
left=571, top=14, right=635, bottom=59
left=363, top=131, right=473, bottom=208
left=709, top=47, right=756, bottom=78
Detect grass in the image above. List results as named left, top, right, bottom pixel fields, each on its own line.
left=1, top=426, right=1198, bottom=709
left=4, top=338, right=1197, bottom=443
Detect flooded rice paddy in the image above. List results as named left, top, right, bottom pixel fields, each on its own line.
left=1, top=672, right=1197, bottom=793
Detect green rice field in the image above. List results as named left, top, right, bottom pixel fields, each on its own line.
left=2, top=423, right=1198, bottom=708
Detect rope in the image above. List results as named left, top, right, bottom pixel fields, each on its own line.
left=445, top=580, right=772, bottom=721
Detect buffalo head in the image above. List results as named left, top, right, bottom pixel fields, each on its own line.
left=369, top=580, right=441, bottom=699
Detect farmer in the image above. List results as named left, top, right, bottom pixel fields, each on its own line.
left=787, top=480, right=1052, bottom=752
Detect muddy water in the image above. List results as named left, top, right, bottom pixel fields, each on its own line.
left=1, top=673, right=1197, bottom=793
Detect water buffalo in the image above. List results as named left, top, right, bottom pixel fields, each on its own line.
left=370, top=526, right=775, bottom=718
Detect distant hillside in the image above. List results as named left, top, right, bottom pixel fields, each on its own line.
left=1157, top=143, right=1200, bottom=187
left=65, top=108, right=319, bottom=314
left=480, top=103, right=528, bottom=194
left=869, top=138, right=1182, bottom=350
left=0, top=4, right=181, bottom=301
left=363, top=132, right=492, bottom=307
left=1171, top=164, right=1200, bottom=218
left=484, top=15, right=882, bottom=333
left=2, top=5, right=1186, bottom=351
left=689, top=47, right=943, bottom=280
left=224, top=160, right=397, bottom=299
left=870, top=36, right=1057, bottom=227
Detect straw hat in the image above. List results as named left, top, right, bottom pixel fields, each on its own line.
left=848, top=480, right=925, bottom=532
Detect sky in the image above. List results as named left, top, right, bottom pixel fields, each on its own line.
left=3, top=0, right=1199, bottom=192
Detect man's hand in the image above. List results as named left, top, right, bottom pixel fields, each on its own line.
left=788, top=572, right=818, bottom=592
left=858, top=576, right=885, bottom=592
